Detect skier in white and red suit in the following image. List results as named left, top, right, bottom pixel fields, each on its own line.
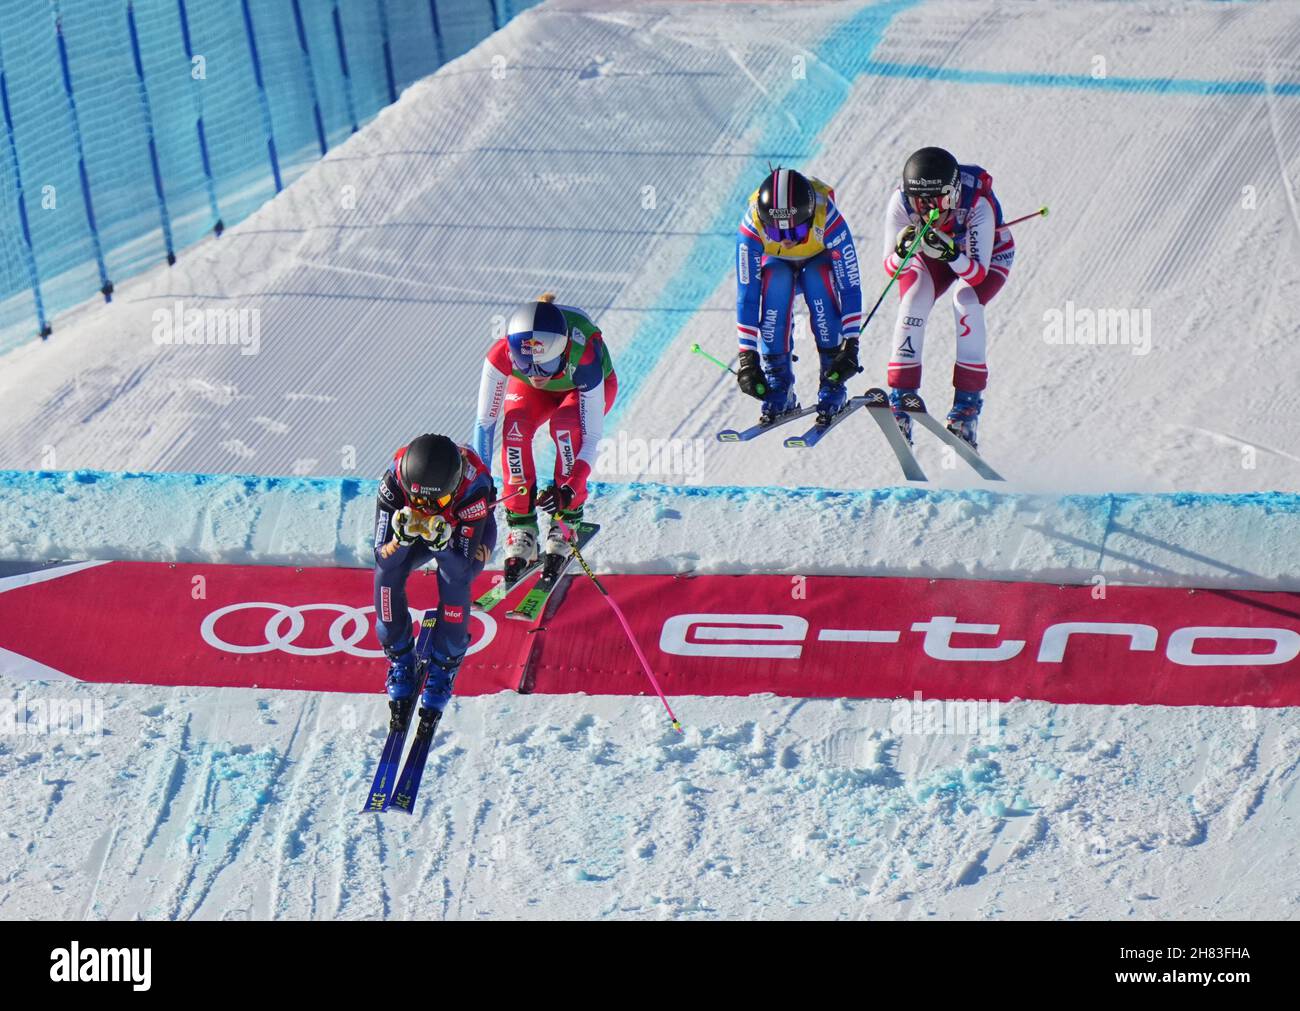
left=880, top=146, right=1015, bottom=449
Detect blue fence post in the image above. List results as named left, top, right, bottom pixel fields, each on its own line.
left=490, top=0, right=503, bottom=32
left=52, top=8, right=112, bottom=302
left=240, top=0, right=282, bottom=193
left=176, top=0, right=223, bottom=235
left=429, top=1, right=446, bottom=66
left=331, top=1, right=359, bottom=135
left=377, top=0, right=397, bottom=104
left=290, top=0, right=328, bottom=157
left=126, top=1, right=176, bottom=266
left=0, top=52, right=51, bottom=337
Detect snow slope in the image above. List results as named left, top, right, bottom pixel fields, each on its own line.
left=4, top=683, right=1297, bottom=920
left=0, top=0, right=1295, bottom=494
left=1, top=0, right=1299, bottom=921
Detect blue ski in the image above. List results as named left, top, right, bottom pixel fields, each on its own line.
left=361, top=715, right=413, bottom=813
left=361, top=610, right=438, bottom=813
left=716, top=405, right=818, bottom=443
left=388, top=708, right=444, bottom=815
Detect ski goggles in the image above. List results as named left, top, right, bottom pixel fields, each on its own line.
left=763, top=219, right=811, bottom=245
left=909, top=189, right=958, bottom=217
left=514, top=353, right=564, bottom=379
left=407, top=488, right=452, bottom=511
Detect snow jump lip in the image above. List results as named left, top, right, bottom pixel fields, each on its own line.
left=6, top=470, right=1300, bottom=590
left=1, top=559, right=1298, bottom=707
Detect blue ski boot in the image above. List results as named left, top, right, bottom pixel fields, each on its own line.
left=946, top=389, right=983, bottom=449
left=758, top=353, right=799, bottom=426
left=889, top=387, right=917, bottom=445
left=384, top=642, right=419, bottom=729
left=419, top=655, right=462, bottom=715
left=816, top=338, right=859, bottom=425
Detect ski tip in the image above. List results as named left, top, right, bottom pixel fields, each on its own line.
left=717, top=431, right=740, bottom=442
left=784, top=438, right=807, bottom=448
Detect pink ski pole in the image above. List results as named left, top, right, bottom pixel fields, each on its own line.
left=552, top=515, right=683, bottom=733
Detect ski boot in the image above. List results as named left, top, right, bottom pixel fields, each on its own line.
left=758, top=353, right=799, bottom=426
left=889, top=387, right=917, bottom=445
left=946, top=389, right=983, bottom=450
left=540, top=508, right=583, bottom=579
left=383, top=642, right=420, bottom=731
left=413, top=655, right=460, bottom=739
left=816, top=339, right=859, bottom=426
left=502, top=514, right=539, bottom=586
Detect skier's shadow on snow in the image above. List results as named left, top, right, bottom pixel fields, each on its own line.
left=1025, top=522, right=1300, bottom=621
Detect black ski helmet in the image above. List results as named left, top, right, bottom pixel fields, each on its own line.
left=756, top=167, right=816, bottom=241
left=902, top=146, right=961, bottom=216
left=398, top=433, right=463, bottom=509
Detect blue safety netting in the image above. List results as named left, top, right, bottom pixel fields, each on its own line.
left=0, top=0, right=540, bottom=352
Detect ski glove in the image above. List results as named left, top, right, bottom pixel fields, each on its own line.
left=735, top=349, right=767, bottom=400
left=921, top=227, right=959, bottom=262
left=393, top=508, right=452, bottom=550
left=821, top=337, right=862, bottom=385
left=538, top=460, right=591, bottom=514
left=894, top=223, right=918, bottom=260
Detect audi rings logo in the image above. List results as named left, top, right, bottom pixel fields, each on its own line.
left=200, top=602, right=498, bottom=658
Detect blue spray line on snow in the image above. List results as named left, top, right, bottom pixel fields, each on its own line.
left=377, top=0, right=398, bottom=105
left=857, top=60, right=1300, bottom=98
left=126, top=1, right=177, bottom=267
left=290, top=0, right=329, bottom=158
left=428, top=1, right=447, bottom=68
left=52, top=8, right=112, bottom=302
left=605, top=0, right=920, bottom=430
left=331, top=1, right=360, bottom=135
left=176, top=0, right=223, bottom=235
left=0, top=51, right=50, bottom=337
left=240, top=0, right=282, bottom=194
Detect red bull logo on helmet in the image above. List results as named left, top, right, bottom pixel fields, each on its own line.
left=520, top=337, right=548, bottom=357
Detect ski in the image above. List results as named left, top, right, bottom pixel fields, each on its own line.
left=361, top=610, right=437, bottom=813
left=387, top=706, right=444, bottom=815
left=360, top=706, right=414, bottom=813
left=716, top=405, right=818, bottom=443
left=862, top=387, right=928, bottom=482
left=505, top=521, right=600, bottom=623
left=783, top=396, right=869, bottom=448
left=472, top=555, right=546, bottom=614
left=901, top=393, right=1005, bottom=481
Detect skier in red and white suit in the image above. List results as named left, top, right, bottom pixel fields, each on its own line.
left=881, top=147, right=1015, bottom=449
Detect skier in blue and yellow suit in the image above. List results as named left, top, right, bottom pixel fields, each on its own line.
left=734, top=167, right=864, bottom=425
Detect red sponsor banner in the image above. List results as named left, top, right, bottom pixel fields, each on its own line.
left=1, top=563, right=1298, bottom=706
left=0, top=562, right=529, bottom=696
left=529, top=575, right=1300, bottom=708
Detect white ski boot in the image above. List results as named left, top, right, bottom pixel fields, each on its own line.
left=502, top=524, right=539, bottom=586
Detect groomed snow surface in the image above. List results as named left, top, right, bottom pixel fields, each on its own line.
left=2, top=0, right=1299, bottom=919
left=5, top=684, right=1297, bottom=920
